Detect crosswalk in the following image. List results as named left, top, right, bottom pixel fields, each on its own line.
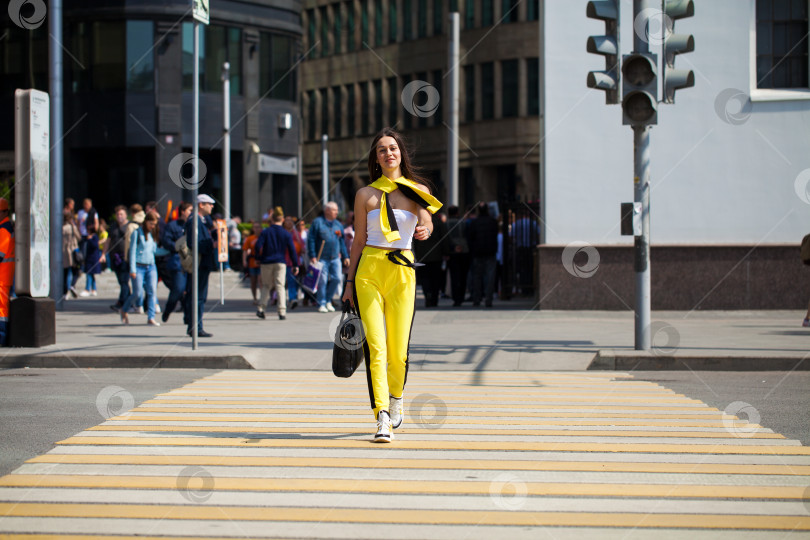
left=0, top=371, right=809, bottom=539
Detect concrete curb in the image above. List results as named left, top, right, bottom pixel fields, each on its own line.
left=0, top=355, right=253, bottom=370
left=590, top=350, right=810, bottom=371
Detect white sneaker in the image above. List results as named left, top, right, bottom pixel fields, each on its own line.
left=389, top=395, right=404, bottom=429
left=90, top=290, right=97, bottom=297
left=318, top=305, right=329, bottom=313
left=374, top=410, right=392, bottom=443
left=79, top=290, right=91, bottom=297
left=155, top=304, right=161, bottom=313
left=326, top=302, right=336, bottom=312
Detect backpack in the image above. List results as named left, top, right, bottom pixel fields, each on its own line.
left=801, top=234, right=810, bottom=266
left=175, top=235, right=195, bottom=273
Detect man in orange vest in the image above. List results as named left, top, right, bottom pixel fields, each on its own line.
left=0, top=198, right=14, bottom=345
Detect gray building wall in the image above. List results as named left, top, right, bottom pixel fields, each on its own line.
left=544, top=0, right=810, bottom=246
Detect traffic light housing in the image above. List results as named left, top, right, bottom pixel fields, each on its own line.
left=622, top=53, right=658, bottom=126
left=662, top=0, right=695, bottom=103
left=586, top=0, right=621, bottom=104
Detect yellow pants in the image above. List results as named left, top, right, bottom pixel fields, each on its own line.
left=355, top=246, right=416, bottom=418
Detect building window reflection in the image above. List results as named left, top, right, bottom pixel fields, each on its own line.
left=260, top=33, right=296, bottom=101
left=126, top=21, right=154, bottom=91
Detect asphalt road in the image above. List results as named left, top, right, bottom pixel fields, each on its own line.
left=0, top=368, right=807, bottom=476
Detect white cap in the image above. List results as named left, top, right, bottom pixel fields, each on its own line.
left=197, top=194, right=215, bottom=204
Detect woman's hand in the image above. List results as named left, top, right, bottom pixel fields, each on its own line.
left=415, top=225, right=432, bottom=241
left=341, top=282, right=354, bottom=307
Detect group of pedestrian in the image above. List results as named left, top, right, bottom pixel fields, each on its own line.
left=61, top=198, right=108, bottom=300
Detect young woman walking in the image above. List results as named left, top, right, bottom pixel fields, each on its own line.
left=342, top=128, right=442, bottom=442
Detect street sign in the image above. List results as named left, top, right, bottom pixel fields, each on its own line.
left=14, top=89, right=50, bottom=298
left=192, top=0, right=209, bottom=25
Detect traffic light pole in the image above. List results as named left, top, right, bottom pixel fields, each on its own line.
left=633, top=125, right=651, bottom=350
left=633, top=0, right=652, bottom=350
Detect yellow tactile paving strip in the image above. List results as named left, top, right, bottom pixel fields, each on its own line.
left=0, top=371, right=808, bottom=538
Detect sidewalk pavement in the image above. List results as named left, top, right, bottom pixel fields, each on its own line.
left=1, top=271, right=807, bottom=371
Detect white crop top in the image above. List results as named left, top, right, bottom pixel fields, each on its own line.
left=366, top=208, right=418, bottom=250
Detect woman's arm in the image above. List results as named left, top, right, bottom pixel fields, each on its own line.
left=341, top=189, right=369, bottom=306
left=413, top=183, right=434, bottom=241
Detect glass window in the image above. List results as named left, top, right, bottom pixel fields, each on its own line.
left=401, top=74, right=412, bottom=129
left=527, top=0, right=538, bottom=21
left=450, top=0, right=458, bottom=12
left=227, top=28, right=242, bottom=95
left=502, top=0, right=519, bottom=23
left=320, top=6, right=329, bottom=56
left=182, top=22, right=201, bottom=90
left=416, top=71, right=428, bottom=127
left=464, top=0, right=475, bottom=29
left=202, top=26, right=231, bottom=93
left=389, top=0, right=398, bottom=43
left=403, top=0, right=413, bottom=40
left=464, top=65, right=475, bottom=122
left=502, top=59, right=518, bottom=117
left=482, top=0, right=493, bottom=26
left=388, top=76, right=398, bottom=126
left=333, top=86, right=342, bottom=137
left=347, top=84, right=356, bottom=136
left=756, top=0, right=808, bottom=88
left=126, top=21, right=153, bottom=91
left=434, top=0, right=443, bottom=34
left=361, top=81, right=370, bottom=134
left=346, top=1, right=356, bottom=52
left=3, top=21, right=50, bottom=95
left=334, top=4, right=342, bottom=54
left=375, top=0, right=384, bottom=46
left=374, top=78, right=383, bottom=131
left=307, top=90, right=317, bottom=140
left=260, top=33, right=296, bottom=101
left=418, top=0, right=428, bottom=38
left=481, top=61, right=494, bottom=119
left=87, top=21, right=126, bottom=91
left=362, top=0, right=369, bottom=45
left=321, top=87, right=329, bottom=136
left=307, top=9, right=317, bottom=58
left=432, top=69, right=443, bottom=125
left=527, top=57, right=539, bottom=115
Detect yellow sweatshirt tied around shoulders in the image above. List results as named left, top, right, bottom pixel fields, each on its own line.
left=369, top=175, right=443, bottom=243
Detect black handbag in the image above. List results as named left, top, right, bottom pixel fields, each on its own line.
left=332, top=301, right=366, bottom=378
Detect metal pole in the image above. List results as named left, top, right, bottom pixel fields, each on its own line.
left=222, top=62, right=230, bottom=222
left=49, top=0, right=63, bottom=305
left=321, top=134, right=329, bottom=208
left=297, top=140, right=303, bottom=218
left=633, top=0, right=651, bottom=350
left=191, top=21, right=199, bottom=349
left=633, top=126, right=651, bottom=350
left=221, top=62, right=229, bottom=307
left=446, top=12, right=459, bottom=207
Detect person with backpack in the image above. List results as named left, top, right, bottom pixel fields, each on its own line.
left=80, top=223, right=105, bottom=297
left=160, top=201, right=192, bottom=323
left=120, top=212, right=160, bottom=326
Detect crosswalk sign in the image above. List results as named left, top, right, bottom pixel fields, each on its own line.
left=192, top=0, right=209, bottom=25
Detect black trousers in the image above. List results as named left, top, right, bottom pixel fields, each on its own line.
left=184, top=269, right=210, bottom=332
left=417, top=260, right=444, bottom=307
left=448, top=253, right=471, bottom=306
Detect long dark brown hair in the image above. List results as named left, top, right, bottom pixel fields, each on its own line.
left=367, top=127, right=435, bottom=193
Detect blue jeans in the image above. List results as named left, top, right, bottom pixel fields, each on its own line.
left=122, top=264, right=157, bottom=320
left=316, top=257, right=342, bottom=307
left=85, top=273, right=97, bottom=291
left=164, top=269, right=187, bottom=315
